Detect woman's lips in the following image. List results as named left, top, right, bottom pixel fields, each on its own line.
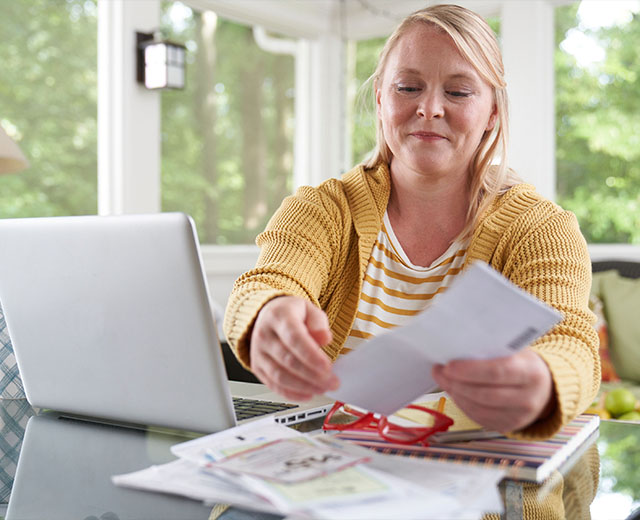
left=410, top=131, right=448, bottom=141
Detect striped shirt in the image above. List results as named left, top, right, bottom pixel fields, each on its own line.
left=342, top=211, right=468, bottom=354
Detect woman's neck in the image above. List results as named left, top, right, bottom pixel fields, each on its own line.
left=386, top=163, right=470, bottom=267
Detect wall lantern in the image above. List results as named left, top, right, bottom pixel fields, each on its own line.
left=136, top=31, right=186, bottom=90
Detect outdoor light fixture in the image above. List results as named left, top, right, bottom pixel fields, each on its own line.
left=136, top=31, right=186, bottom=90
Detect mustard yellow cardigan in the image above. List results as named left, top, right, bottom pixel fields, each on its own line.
left=224, top=163, right=600, bottom=439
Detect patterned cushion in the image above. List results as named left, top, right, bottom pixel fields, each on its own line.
left=0, top=303, right=25, bottom=399
left=597, top=271, right=640, bottom=383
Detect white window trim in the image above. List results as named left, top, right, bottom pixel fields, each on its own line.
left=502, top=0, right=556, bottom=200
left=97, top=0, right=161, bottom=215
left=589, top=245, right=640, bottom=262
left=200, top=245, right=260, bottom=306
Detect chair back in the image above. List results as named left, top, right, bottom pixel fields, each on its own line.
left=592, top=260, right=640, bottom=279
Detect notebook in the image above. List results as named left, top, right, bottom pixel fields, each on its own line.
left=332, top=414, right=600, bottom=483
left=6, top=413, right=213, bottom=520
left=0, top=213, right=332, bottom=433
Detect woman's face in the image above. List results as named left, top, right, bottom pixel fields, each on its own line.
left=376, top=23, right=497, bottom=182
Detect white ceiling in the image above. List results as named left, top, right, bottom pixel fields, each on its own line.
left=184, top=0, right=508, bottom=39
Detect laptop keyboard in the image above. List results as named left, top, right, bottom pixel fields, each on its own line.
left=232, top=397, right=298, bottom=421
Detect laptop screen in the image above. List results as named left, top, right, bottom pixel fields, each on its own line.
left=0, top=213, right=236, bottom=432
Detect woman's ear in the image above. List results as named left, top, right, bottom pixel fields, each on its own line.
left=486, top=103, right=498, bottom=132
left=375, top=80, right=382, bottom=119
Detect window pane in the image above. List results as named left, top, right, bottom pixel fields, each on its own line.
left=556, top=1, right=640, bottom=243
left=0, top=0, right=97, bottom=217
left=349, top=37, right=386, bottom=166
left=161, top=2, right=295, bottom=245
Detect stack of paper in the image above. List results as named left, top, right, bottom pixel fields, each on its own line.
left=112, top=417, right=506, bottom=519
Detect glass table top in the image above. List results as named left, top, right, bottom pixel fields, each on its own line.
left=0, top=399, right=638, bottom=520
left=591, top=419, right=640, bottom=519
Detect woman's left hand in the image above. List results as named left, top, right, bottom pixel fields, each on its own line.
left=432, top=349, right=555, bottom=433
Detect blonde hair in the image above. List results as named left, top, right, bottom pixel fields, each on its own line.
left=364, top=4, right=519, bottom=236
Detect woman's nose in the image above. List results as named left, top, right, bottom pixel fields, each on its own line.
left=416, top=92, right=444, bottom=119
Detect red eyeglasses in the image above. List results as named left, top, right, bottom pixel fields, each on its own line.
left=322, top=401, right=453, bottom=446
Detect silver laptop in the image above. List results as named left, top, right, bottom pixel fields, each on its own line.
left=0, top=213, right=332, bottom=433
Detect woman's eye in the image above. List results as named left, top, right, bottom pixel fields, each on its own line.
left=394, top=85, right=421, bottom=93
left=447, top=91, right=472, bottom=98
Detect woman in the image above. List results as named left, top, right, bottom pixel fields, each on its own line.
left=224, top=4, right=599, bottom=440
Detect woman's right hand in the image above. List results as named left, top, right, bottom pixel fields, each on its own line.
left=249, top=295, right=339, bottom=401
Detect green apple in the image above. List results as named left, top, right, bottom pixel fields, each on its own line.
left=605, top=388, right=637, bottom=417
left=616, top=410, right=640, bottom=422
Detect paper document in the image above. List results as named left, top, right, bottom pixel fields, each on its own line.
left=327, top=261, right=562, bottom=415
left=304, top=435, right=505, bottom=520
left=209, top=437, right=368, bottom=483
left=171, top=416, right=302, bottom=462
left=111, top=458, right=280, bottom=513
left=113, top=416, right=506, bottom=519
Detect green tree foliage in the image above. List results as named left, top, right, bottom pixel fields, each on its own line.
left=556, top=4, right=640, bottom=243
left=160, top=3, right=294, bottom=244
left=0, top=0, right=97, bottom=217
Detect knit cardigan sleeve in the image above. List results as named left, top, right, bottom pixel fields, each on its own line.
left=471, top=185, right=600, bottom=439
left=223, top=179, right=353, bottom=369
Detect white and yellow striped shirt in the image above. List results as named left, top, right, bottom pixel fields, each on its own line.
left=343, top=211, right=468, bottom=354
